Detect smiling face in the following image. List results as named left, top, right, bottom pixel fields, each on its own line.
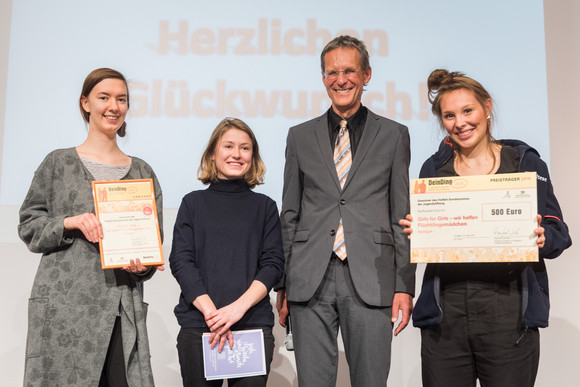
left=322, top=47, right=372, bottom=118
left=440, top=88, right=492, bottom=153
left=81, top=78, right=128, bottom=137
left=212, top=128, right=253, bottom=180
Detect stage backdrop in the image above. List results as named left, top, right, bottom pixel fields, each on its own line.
left=2, top=1, right=579, bottom=386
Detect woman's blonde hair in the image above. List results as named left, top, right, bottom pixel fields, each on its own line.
left=198, top=118, right=265, bottom=188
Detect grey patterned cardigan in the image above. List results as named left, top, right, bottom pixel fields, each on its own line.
left=18, top=148, right=163, bottom=386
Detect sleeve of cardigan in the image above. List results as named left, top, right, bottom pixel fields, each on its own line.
left=18, top=153, right=74, bottom=254
left=169, top=196, right=208, bottom=304
left=253, top=198, right=285, bottom=291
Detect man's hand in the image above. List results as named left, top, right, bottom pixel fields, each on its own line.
left=391, top=292, right=413, bottom=336
left=276, top=289, right=289, bottom=327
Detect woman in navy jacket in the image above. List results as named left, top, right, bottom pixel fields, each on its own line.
left=401, top=69, right=572, bottom=387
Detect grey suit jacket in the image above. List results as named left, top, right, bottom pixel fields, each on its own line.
left=280, top=109, right=415, bottom=307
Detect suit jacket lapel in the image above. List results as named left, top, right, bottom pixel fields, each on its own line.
left=314, top=116, right=342, bottom=191
left=343, top=111, right=380, bottom=191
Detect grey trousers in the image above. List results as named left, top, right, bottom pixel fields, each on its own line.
left=290, top=256, right=393, bottom=387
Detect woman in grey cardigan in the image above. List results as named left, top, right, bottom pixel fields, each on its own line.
left=18, top=68, right=163, bottom=387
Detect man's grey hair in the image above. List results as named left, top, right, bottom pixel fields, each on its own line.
left=320, top=35, right=371, bottom=73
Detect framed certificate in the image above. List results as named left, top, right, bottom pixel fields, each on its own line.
left=92, top=179, right=163, bottom=269
left=202, top=329, right=267, bottom=380
left=410, top=172, right=538, bottom=263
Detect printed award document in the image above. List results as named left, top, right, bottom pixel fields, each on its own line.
left=203, top=329, right=267, bottom=380
left=410, top=172, right=538, bottom=263
left=92, top=179, right=163, bottom=269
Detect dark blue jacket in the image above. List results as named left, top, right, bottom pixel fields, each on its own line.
left=412, top=139, right=572, bottom=328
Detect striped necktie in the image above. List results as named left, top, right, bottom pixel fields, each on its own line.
left=333, top=119, right=351, bottom=260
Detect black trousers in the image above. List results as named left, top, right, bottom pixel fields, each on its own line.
left=99, top=316, right=129, bottom=387
left=421, top=279, right=539, bottom=387
left=176, top=326, right=274, bottom=387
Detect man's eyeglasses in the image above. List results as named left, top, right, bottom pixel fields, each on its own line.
left=323, top=69, right=360, bottom=81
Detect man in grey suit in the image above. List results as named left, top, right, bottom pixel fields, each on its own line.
left=276, top=35, right=415, bottom=386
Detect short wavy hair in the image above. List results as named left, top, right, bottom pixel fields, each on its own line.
left=198, top=117, right=265, bottom=188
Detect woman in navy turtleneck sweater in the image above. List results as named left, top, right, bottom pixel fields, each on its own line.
left=169, top=118, right=285, bottom=387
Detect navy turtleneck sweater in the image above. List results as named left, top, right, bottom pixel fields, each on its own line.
left=169, top=179, right=285, bottom=329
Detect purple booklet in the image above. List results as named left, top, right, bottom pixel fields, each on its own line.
left=202, top=329, right=266, bottom=380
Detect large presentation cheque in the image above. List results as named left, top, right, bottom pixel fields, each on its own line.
left=92, top=179, right=163, bottom=269
left=410, top=172, right=538, bottom=263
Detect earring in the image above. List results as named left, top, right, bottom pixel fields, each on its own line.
left=487, top=115, right=491, bottom=119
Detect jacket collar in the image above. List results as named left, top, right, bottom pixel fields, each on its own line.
left=427, top=138, right=540, bottom=172
left=314, top=110, right=381, bottom=192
